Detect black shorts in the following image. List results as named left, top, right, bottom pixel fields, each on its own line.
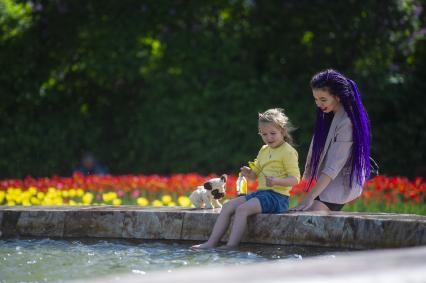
left=314, top=196, right=344, bottom=211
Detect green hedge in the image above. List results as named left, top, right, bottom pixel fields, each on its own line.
left=0, top=0, right=425, bottom=178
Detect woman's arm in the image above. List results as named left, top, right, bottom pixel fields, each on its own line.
left=293, top=117, right=353, bottom=211
left=290, top=173, right=332, bottom=211
left=321, top=118, right=353, bottom=180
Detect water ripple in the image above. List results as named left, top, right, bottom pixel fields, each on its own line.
left=0, top=239, right=347, bottom=283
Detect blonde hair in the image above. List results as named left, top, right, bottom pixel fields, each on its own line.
left=258, top=108, right=295, bottom=145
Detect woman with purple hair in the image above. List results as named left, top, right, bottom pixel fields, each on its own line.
left=292, top=69, right=371, bottom=211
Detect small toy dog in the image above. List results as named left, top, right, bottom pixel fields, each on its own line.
left=189, top=174, right=227, bottom=209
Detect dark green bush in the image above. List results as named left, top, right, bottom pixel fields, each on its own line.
left=0, top=0, right=424, bottom=178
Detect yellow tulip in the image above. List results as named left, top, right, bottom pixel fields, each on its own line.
left=46, top=192, right=57, bottom=200
left=54, top=197, right=63, bottom=205
left=28, top=187, right=38, bottom=195
left=178, top=196, right=191, bottom=207
left=48, top=187, right=57, bottom=194
left=152, top=200, right=163, bottom=207
left=137, top=197, right=149, bottom=206
left=102, top=192, right=117, bottom=202
left=167, top=201, right=176, bottom=207
left=112, top=199, right=122, bottom=205
left=82, top=192, right=94, bottom=204
left=7, top=201, right=16, bottom=206
left=69, top=200, right=77, bottom=206
left=15, top=195, right=23, bottom=204
left=62, top=190, right=69, bottom=198
left=21, top=191, right=31, bottom=200
left=76, top=188, right=84, bottom=197
left=37, top=192, right=45, bottom=199
left=6, top=193, right=14, bottom=202
left=161, top=195, right=172, bottom=205
left=69, top=189, right=76, bottom=197
left=31, top=197, right=40, bottom=205
left=6, top=194, right=16, bottom=203
left=0, top=191, right=5, bottom=203
left=8, top=187, right=22, bottom=194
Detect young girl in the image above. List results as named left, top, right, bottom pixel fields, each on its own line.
left=292, top=69, right=371, bottom=212
left=192, top=108, right=300, bottom=249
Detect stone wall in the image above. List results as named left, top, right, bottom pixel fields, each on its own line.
left=1, top=206, right=425, bottom=249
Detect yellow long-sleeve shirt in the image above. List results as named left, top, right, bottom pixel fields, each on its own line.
left=251, top=142, right=300, bottom=196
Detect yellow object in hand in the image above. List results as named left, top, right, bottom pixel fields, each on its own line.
left=248, top=161, right=256, bottom=171
left=236, top=173, right=248, bottom=195
left=248, top=160, right=266, bottom=177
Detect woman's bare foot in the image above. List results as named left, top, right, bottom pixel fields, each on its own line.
left=191, top=242, right=216, bottom=249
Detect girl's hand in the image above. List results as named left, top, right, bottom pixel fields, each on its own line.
left=290, top=196, right=314, bottom=211
left=265, top=176, right=275, bottom=187
left=240, top=166, right=252, bottom=177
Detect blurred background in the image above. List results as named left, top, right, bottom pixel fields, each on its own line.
left=1, top=0, right=425, bottom=179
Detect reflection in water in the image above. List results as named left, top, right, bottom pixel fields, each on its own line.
left=0, top=239, right=348, bottom=282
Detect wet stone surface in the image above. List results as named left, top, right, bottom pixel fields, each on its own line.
left=0, top=206, right=425, bottom=249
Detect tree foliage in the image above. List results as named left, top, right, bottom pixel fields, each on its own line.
left=0, top=0, right=425, bottom=178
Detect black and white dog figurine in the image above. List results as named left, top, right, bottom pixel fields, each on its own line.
left=189, top=174, right=227, bottom=209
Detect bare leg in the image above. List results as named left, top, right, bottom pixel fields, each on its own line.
left=191, top=196, right=246, bottom=249
left=306, top=200, right=330, bottom=212
left=225, top=198, right=262, bottom=248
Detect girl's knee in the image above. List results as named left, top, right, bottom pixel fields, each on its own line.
left=234, top=205, right=250, bottom=217
left=221, top=200, right=238, bottom=214
left=223, top=197, right=245, bottom=209
left=234, top=199, right=262, bottom=217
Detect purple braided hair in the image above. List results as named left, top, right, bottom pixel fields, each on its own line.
left=307, top=69, right=371, bottom=188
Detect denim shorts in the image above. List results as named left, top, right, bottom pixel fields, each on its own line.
left=245, top=190, right=289, bottom=214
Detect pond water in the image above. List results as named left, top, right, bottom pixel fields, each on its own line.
left=0, top=238, right=349, bottom=283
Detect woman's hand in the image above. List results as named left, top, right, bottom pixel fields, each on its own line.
left=291, top=174, right=332, bottom=212
left=265, top=176, right=276, bottom=187
left=290, top=196, right=314, bottom=211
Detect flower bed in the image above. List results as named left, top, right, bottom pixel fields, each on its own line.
left=0, top=173, right=425, bottom=214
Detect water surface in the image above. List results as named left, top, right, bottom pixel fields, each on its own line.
left=0, top=238, right=347, bottom=282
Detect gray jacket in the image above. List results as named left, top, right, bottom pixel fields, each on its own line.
left=303, top=107, right=363, bottom=204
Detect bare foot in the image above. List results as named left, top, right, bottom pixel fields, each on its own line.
left=191, top=242, right=216, bottom=249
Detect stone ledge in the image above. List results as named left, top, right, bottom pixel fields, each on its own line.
left=1, top=206, right=425, bottom=249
